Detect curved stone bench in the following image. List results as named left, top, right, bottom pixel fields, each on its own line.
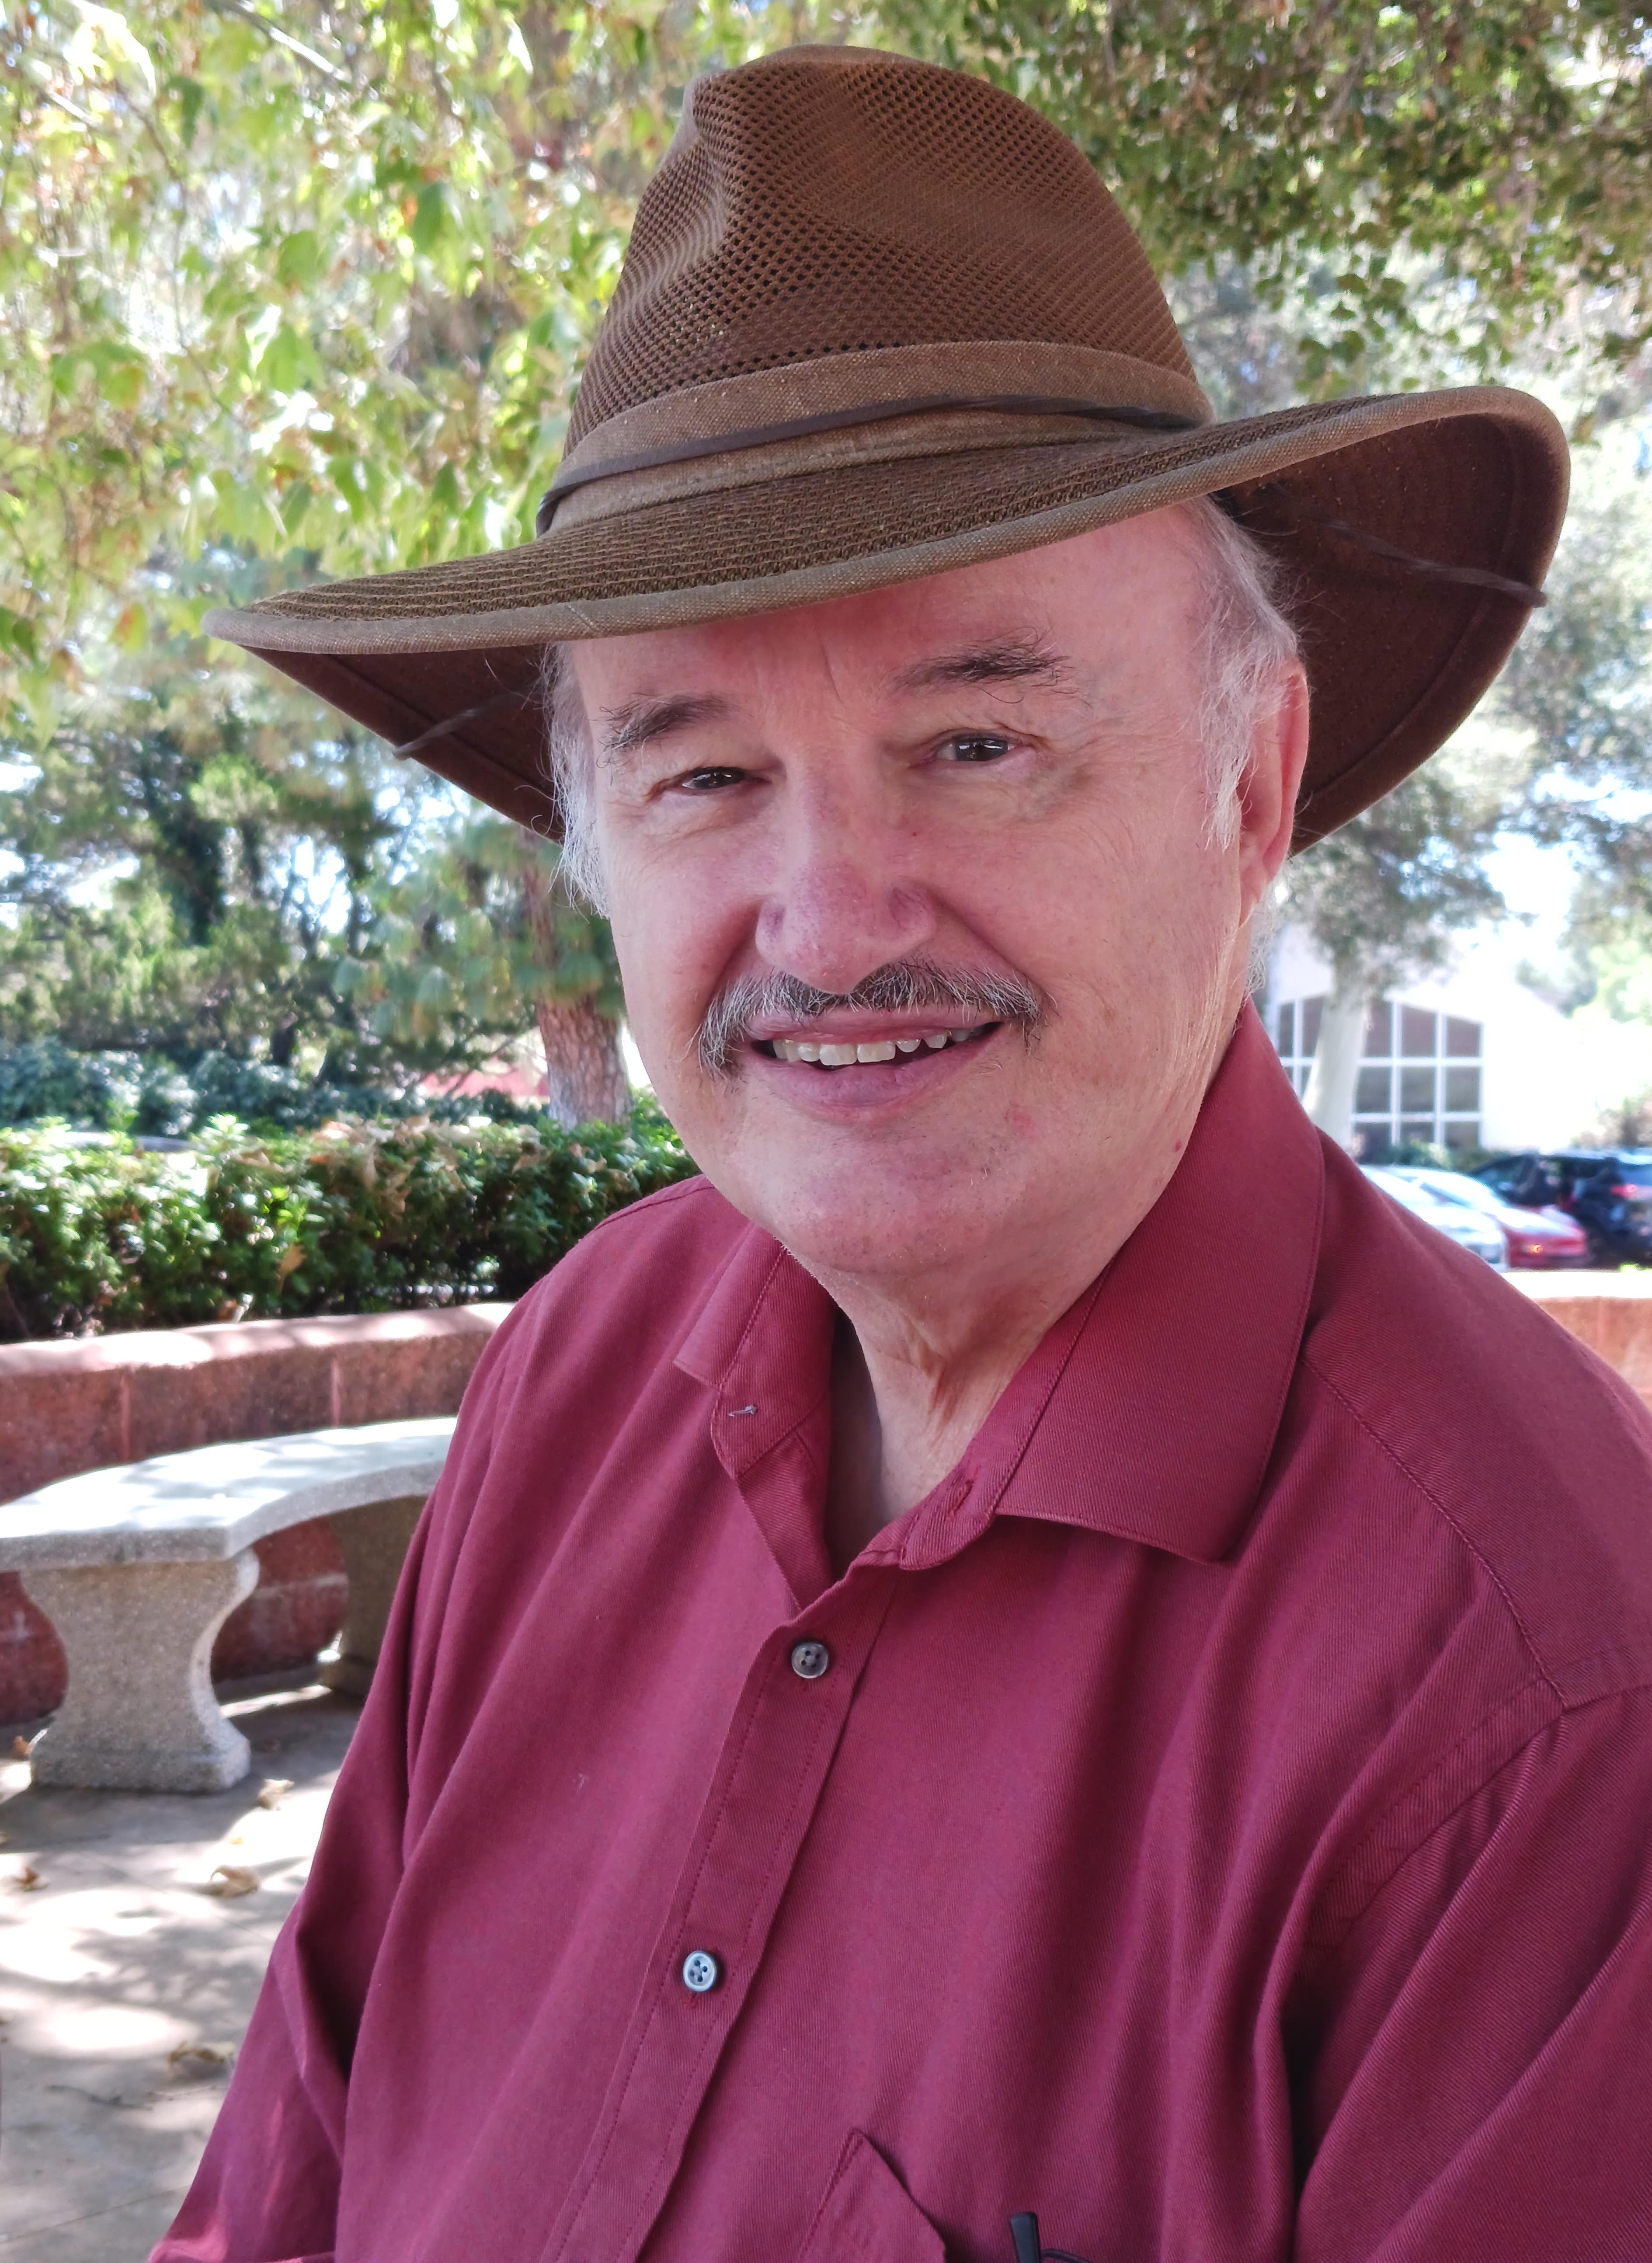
left=0, top=1418, right=452, bottom=1792
left=0, top=1306, right=508, bottom=1722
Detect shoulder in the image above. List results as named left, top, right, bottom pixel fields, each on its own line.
left=1301, top=1141, right=1652, bottom=1703
left=474, top=1171, right=747, bottom=1389
left=410, top=1173, right=751, bottom=1586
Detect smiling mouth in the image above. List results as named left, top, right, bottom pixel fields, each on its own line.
left=755, top=1023, right=999, bottom=1069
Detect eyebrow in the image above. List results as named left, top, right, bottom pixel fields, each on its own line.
left=889, top=637, right=1077, bottom=696
left=598, top=692, right=734, bottom=763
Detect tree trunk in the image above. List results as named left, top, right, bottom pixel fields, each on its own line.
left=1301, top=989, right=1368, bottom=1151
left=519, top=850, right=631, bottom=1128
left=536, top=993, right=631, bottom=1129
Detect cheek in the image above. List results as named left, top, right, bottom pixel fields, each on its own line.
left=602, top=847, right=747, bottom=1088
left=1013, top=832, right=1234, bottom=1049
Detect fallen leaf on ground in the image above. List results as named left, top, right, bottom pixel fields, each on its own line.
left=257, top=1778, right=294, bottom=1809
left=205, top=1864, right=259, bottom=1898
left=168, top=2041, right=233, bottom=2068
left=6, top=1864, right=41, bottom=1892
left=10, top=1736, right=33, bottom=1759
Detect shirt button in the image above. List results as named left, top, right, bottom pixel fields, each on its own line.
left=681, top=1950, right=721, bottom=1994
left=789, top=1639, right=831, bottom=1681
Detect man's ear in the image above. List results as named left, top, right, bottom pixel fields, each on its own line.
left=1236, top=663, right=1311, bottom=915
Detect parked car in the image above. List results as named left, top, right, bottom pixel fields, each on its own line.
left=1361, top=1167, right=1508, bottom=1268
left=1387, top=1166, right=1590, bottom=1269
left=1475, top=1150, right=1652, bottom=1265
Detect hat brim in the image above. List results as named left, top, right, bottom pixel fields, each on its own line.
left=204, top=386, right=1566, bottom=850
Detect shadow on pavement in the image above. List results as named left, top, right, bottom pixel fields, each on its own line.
left=0, top=1676, right=358, bottom=2261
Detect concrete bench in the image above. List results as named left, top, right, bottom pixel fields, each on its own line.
left=0, top=1418, right=453, bottom=1792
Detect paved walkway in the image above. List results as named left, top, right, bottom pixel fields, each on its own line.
left=0, top=1677, right=355, bottom=2261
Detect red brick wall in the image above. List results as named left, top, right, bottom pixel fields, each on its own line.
left=0, top=1306, right=509, bottom=1722
left=1512, top=1276, right=1652, bottom=1406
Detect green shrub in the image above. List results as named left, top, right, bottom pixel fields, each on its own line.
left=0, top=1040, right=553, bottom=1138
left=0, top=1101, right=697, bottom=1339
left=0, top=1039, right=140, bottom=1129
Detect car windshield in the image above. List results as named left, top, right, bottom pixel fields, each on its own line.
left=1400, top=1171, right=1502, bottom=1216
left=1610, top=1163, right=1652, bottom=1190
left=1367, top=1170, right=1470, bottom=1221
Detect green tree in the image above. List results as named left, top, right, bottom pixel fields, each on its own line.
left=0, top=618, right=435, bottom=1070
left=338, top=810, right=628, bottom=1122
left=1498, top=477, right=1652, bottom=910
left=0, top=0, right=831, bottom=728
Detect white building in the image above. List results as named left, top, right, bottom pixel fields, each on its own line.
left=1264, top=924, right=1652, bottom=1155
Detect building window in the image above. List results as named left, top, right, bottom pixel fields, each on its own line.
left=1273, top=996, right=1482, bottom=1152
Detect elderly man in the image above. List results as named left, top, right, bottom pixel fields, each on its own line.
left=168, top=46, right=1652, bottom=2263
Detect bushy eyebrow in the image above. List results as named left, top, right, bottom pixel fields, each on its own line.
left=598, top=692, right=734, bottom=764
left=889, top=637, right=1077, bottom=696
left=597, top=637, right=1074, bottom=763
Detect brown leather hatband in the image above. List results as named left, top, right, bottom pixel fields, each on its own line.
left=536, top=396, right=1200, bottom=532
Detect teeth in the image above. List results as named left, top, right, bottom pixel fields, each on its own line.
left=767, top=1025, right=990, bottom=1066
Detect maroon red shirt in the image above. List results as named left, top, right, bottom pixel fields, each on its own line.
left=158, top=1010, right=1652, bottom=2262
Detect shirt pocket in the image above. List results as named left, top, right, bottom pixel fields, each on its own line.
left=796, top=2130, right=948, bottom=2263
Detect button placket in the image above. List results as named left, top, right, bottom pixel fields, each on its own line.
left=541, top=1574, right=897, bottom=2263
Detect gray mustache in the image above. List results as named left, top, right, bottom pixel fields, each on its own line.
left=697, top=960, right=1044, bottom=1077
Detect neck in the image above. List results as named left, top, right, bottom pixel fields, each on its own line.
left=816, top=1107, right=1192, bottom=1573
left=812, top=981, right=1252, bottom=1572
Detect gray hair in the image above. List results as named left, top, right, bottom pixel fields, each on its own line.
left=1183, top=494, right=1303, bottom=849
left=542, top=495, right=1301, bottom=909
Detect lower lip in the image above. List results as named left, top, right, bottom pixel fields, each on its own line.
left=742, top=1027, right=1005, bottom=1111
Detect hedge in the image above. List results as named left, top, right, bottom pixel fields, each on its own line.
left=0, top=1037, right=540, bottom=1137
left=0, top=1103, right=698, bottom=1340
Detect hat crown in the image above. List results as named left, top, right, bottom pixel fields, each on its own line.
left=567, top=47, right=1198, bottom=449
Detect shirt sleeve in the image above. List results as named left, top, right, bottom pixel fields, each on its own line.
left=1294, top=1685, right=1652, bottom=2261
left=147, top=1302, right=522, bottom=2263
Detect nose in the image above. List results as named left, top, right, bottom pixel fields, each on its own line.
left=754, top=776, right=937, bottom=995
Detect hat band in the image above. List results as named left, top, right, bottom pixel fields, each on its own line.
left=536, top=395, right=1198, bottom=533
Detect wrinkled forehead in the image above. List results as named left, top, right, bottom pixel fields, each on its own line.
left=565, top=507, right=1210, bottom=745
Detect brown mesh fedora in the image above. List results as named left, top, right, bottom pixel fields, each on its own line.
left=204, top=45, right=1568, bottom=851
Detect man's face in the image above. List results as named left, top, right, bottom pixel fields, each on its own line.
left=570, top=510, right=1300, bottom=1292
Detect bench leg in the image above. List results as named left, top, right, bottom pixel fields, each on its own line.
left=22, top=1552, right=260, bottom=1792
left=319, top=1495, right=425, bottom=1699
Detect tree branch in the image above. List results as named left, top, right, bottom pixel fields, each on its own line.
left=202, top=0, right=347, bottom=84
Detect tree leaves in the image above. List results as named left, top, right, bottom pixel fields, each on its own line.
left=0, top=0, right=817, bottom=735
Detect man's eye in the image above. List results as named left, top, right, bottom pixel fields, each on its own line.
left=936, top=735, right=1013, bottom=764
left=673, top=766, right=746, bottom=793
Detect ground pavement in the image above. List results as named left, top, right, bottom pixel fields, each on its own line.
left=0, top=1675, right=355, bottom=2261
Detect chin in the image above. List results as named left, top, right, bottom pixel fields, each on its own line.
left=742, top=1174, right=1006, bottom=1286
left=681, top=1100, right=1042, bottom=1273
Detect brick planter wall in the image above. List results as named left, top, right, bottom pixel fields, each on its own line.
left=0, top=1306, right=509, bottom=1722
left=1513, top=1272, right=1652, bottom=1400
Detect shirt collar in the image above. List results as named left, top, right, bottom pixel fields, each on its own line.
left=677, top=1003, right=1324, bottom=1575
left=951, top=1003, right=1325, bottom=1563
